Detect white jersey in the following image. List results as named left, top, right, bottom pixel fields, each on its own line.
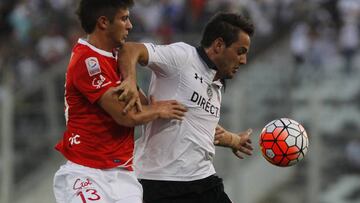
left=134, top=42, right=223, bottom=181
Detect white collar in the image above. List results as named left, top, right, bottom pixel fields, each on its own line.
left=78, top=38, right=115, bottom=58
left=213, top=80, right=223, bottom=88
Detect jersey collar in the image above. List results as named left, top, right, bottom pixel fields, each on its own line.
left=196, top=46, right=217, bottom=71
left=196, top=46, right=224, bottom=88
left=78, top=38, right=116, bottom=58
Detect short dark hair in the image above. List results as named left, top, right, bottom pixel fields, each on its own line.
left=200, top=12, right=254, bottom=48
left=76, top=0, right=134, bottom=34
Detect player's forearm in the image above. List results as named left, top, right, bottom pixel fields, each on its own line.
left=214, top=125, right=241, bottom=149
left=99, top=87, right=156, bottom=127
left=215, top=132, right=240, bottom=148
left=128, top=105, right=161, bottom=126
left=118, top=43, right=138, bottom=80
left=110, top=104, right=159, bottom=127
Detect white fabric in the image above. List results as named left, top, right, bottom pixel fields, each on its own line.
left=134, top=42, right=222, bottom=181
left=78, top=39, right=115, bottom=58
left=53, top=161, right=142, bottom=203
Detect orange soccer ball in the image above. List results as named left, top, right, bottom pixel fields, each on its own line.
left=259, top=118, right=309, bottom=167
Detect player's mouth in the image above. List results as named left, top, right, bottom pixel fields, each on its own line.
left=233, top=67, right=240, bottom=73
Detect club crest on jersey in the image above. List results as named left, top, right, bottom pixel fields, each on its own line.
left=85, top=57, right=101, bottom=76
left=207, top=84, right=213, bottom=100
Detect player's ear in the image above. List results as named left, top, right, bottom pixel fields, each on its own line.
left=98, top=16, right=110, bottom=30
left=213, top=38, right=225, bottom=54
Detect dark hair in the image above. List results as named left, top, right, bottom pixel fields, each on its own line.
left=200, top=12, right=254, bottom=48
left=76, top=0, right=134, bottom=34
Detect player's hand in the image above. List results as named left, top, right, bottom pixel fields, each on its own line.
left=232, top=129, right=253, bottom=159
left=150, top=96, right=187, bottom=120
left=214, top=126, right=228, bottom=146
left=214, top=127, right=253, bottom=159
left=114, top=78, right=142, bottom=114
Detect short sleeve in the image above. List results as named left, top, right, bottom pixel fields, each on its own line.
left=144, top=42, right=190, bottom=77
left=72, top=56, right=117, bottom=104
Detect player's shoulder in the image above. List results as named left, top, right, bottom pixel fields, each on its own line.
left=72, top=40, right=112, bottom=64
left=144, top=42, right=195, bottom=66
left=73, top=39, right=115, bottom=61
left=146, top=42, right=193, bottom=52
left=68, top=43, right=105, bottom=77
left=160, top=42, right=195, bottom=58
left=169, top=42, right=194, bottom=51
left=70, top=45, right=95, bottom=67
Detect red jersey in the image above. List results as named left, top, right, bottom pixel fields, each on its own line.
left=56, top=39, right=134, bottom=170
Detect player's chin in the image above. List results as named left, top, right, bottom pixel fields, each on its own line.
left=116, top=40, right=126, bottom=48
left=120, top=38, right=126, bottom=45
left=227, top=72, right=235, bottom=79
left=118, top=36, right=127, bottom=44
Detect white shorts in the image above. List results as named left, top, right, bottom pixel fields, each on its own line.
left=53, top=161, right=143, bottom=203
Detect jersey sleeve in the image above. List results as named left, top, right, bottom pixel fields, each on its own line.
left=72, top=56, right=117, bottom=104
left=144, top=42, right=190, bottom=77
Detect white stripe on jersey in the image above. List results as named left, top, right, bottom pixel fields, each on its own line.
left=64, top=73, right=69, bottom=125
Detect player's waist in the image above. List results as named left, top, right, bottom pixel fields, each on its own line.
left=135, top=166, right=216, bottom=182
left=134, top=154, right=215, bottom=181
left=56, top=138, right=134, bottom=170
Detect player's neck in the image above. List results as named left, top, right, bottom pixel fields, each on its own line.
left=204, top=48, right=222, bottom=81
left=213, top=73, right=220, bottom=81
left=86, top=34, right=114, bottom=52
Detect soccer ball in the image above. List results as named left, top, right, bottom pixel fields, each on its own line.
left=259, top=118, right=309, bottom=167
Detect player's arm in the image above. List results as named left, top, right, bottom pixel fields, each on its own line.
left=214, top=124, right=254, bottom=159
left=114, top=43, right=149, bottom=113
left=98, top=85, right=186, bottom=127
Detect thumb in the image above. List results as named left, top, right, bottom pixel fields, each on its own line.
left=112, top=84, right=124, bottom=93
left=149, top=95, right=155, bottom=104
left=246, top=128, right=253, bottom=136
left=136, top=99, right=143, bottom=112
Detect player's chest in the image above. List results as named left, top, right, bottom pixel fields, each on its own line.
left=180, top=70, right=222, bottom=118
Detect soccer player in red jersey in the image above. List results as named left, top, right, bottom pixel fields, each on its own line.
left=53, top=1, right=186, bottom=203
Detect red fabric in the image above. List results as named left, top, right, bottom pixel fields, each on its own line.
left=55, top=42, right=134, bottom=170
left=191, top=0, right=206, bottom=20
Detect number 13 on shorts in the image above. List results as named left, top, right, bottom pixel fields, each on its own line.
left=76, top=189, right=101, bottom=202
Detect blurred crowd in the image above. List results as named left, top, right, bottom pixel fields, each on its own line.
left=290, top=0, right=360, bottom=75
left=0, top=0, right=78, bottom=88
left=0, top=0, right=315, bottom=89
left=289, top=2, right=360, bottom=176
left=0, top=0, right=359, bottom=88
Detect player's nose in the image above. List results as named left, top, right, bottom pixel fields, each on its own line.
left=239, top=55, right=247, bottom=65
left=127, top=20, right=133, bottom=30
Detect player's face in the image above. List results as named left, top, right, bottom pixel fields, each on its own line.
left=108, top=8, right=133, bottom=46
left=217, top=31, right=250, bottom=79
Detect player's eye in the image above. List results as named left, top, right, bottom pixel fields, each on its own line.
left=238, top=47, right=248, bottom=55
left=121, top=16, right=129, bottom=21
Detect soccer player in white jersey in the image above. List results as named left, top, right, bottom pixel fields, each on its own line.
left=52, top=0, right=187, bottom=203
left=116, top=13, right=255, bottom=203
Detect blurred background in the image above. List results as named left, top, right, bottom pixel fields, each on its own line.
left=1, top=0, right=360, bottom=202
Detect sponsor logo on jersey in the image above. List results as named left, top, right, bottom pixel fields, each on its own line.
left=190, top=91, right=220, bottom=117
left=195, top=73, right=203, bottom=83
left=69, top=133, right=81, bottom=146
left=85, top=57, right=101, bottom=76
left=92, top=74, right=111, bottom=89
